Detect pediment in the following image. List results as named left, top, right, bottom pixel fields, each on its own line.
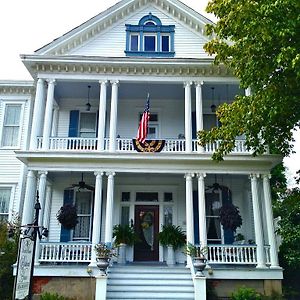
left=35, top=0, right=214, bottom=58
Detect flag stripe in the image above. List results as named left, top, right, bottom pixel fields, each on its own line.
left=136, top=94, right=150, bottom=143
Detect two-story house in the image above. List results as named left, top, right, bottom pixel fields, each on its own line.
left=1, top=0, right=283, bottom=299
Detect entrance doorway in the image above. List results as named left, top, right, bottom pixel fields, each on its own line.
left=134, top=205, right=159, bottom=261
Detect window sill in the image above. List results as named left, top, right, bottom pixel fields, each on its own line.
left=125, top=51, right=175, bottom=57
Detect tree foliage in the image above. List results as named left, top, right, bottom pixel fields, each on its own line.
left=199, top=0, right=300, bottom=160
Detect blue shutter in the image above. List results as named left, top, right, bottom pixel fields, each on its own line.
left=193, top=191, right=200, bottom=245
left=68, top=110, right=79, bottom=137
left=222, top=187, right=235, bottom=244
left=60, top=189, right=74, bottom=242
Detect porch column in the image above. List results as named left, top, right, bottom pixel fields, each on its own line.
left=43, top=185, right=52, bottom=233
left=262, top=174, right=280, bottom=268
left=104, top=172, right=116, bottom=244
left=90, top=171, right=104, bottom=266
left=184, top=82, right=193, bottom=153
left=185, top=173, right=194, bottom=245
left=35, top=171, right=48, bottom=264
left=109, top=80, right=119, bottom=152
left=51, top=105, right=59, bottom=137
left=42, top=79, right=56, bottom=150
left=30, top=78, right=46, bottom=150
left=195, top=81, right=204, bottom=153
left=197, top=173, right=207, bottom=247
left=98, top=80, right=108, bottom=151
left=22, top=170, right=37, bottom=225
left=250, top=174, right=267, bottom=268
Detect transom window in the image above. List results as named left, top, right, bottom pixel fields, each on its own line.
left=1, top=104, right=22, bottom=147
left=0, top=188, right=11, bottom=222
left=125, top=13, right=175, bottom=57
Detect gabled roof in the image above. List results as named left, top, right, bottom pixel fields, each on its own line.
left=35, top=0, right=214, bottom=56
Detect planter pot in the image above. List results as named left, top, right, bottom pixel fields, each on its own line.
left=193, top=257, right=206, bottom=277
left=166, top=245, right=175, bottom=266
left=117, top=243, right=126, bottom=264
left=96, top=257, right=110, bottom=274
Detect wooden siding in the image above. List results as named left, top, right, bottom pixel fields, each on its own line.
left=69, top=5, right=209, bottom=59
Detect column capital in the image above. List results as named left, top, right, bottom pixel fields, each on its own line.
left=184, top=173, right=194, bottom=179
left=99, top=80, right=108, bottom=85
left=196, top=173, right=206, bottom=179
left=249, top=173, right=260, bottom=180
left=38, top=171, right=48, bottom=176
left=183, top=81, right=193, bottom=88
left=94, top=171, right=105, bottom=177
left=110, top=80, right=120, bottom=86
left=46, top=79, right=56, bottom=85
left=262, top=173, right=271, bottom=180
left=194, top=81, right=204, bottom=87
left=106, top=171, right=116, bottom=177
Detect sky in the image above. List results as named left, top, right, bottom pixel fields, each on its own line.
left=0, top=0, right=298, bottom=186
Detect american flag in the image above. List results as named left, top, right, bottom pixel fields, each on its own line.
left=136, top=94, right=150, bottom=143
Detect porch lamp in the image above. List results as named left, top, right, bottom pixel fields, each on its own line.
left=86, top=85, right=91, bottom=111
left=210, top=87, right=216, bottom=112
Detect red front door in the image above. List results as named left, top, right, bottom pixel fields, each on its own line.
left=134, top=205, right=159, bottom=261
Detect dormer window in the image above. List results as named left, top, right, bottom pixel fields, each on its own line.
left=125, top=13, right=175, bottom=57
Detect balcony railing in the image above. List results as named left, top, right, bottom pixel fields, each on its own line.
left=36, top=137, right=250, bottom=154
left=38, top=242, right=269, bottom=265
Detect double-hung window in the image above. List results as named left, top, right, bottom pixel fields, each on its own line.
left=79, top=112, right=97, bottom=138
left=1, top=104, right=22, bottom=147
left=125, top=13, right=175, bottom=57
left=0, top=188, right=11, bottom=222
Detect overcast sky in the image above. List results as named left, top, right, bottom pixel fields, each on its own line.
left=0, top=0, right=298, bottom=185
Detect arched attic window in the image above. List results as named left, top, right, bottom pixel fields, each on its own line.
left=125, top=13, right=175, bottom=57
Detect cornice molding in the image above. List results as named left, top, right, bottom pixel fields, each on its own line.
left=0, top=85, right=35, bottom=95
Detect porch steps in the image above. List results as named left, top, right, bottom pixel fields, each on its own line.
left=106, top=264, right=194, bottom=299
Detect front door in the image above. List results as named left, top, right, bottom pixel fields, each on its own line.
left=134, top=205, right=159, bottom=261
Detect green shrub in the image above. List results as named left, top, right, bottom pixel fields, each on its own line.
left=40, top=292, right=75, bottom=300
left=231, top=286, right=262, bottom=300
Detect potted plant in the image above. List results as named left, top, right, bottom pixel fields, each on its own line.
left=56, top=204, right=78, bottom=229
left=94, top=243, right=116, bottom=274
left=113, top=224, right=139, bottom=264
left=219, top=203, right=242, bottom=232
left=158, top=224, right=186, bottom=266
left=184, top=243, right=207, bottom=276
left=234, top=233, right=245, bottom=244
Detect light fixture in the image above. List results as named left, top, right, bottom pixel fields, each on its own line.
left=86, top=85, right=91, bottom=111
left=210, top=87, right=216, bottom=112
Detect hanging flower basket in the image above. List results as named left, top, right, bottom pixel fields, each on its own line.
left=56, top=204, right=78, bottom=229
left=219, top=203, right=242, bottom=232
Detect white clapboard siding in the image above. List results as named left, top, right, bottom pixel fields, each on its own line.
left=69, top=5, right=209, bottom=59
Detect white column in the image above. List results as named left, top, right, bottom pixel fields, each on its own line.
left=35, top=171, right=48, bottom=264
left=42, top=79, right=56, bottom=150
left=22, top=170, right=37, bottom=225
left=109, top=80, right=119, bottom=152
left=185, top=173, right=194, bottom=245
left=43, top=185, right=52, bottom=231
left=105, top=172, right=115, bottom=244
left=51, top=106, right=59, bottom=137
left=98, top=81, right=108, bottom=151
left=250, top=174, right=266, bottom=268
left=197, top=173, right=207, bottom=247
left=195, top=81, right=204, bottom=153
left=263, top=174, right=280, bottom=268
left=30, top=78, right=46, bottom=150
left=184, top=82, right=193, bottom=153
left=90, top=171, right=104, bottom=266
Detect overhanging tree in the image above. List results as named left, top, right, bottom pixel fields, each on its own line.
left=199, top=0, right=300, bottom=160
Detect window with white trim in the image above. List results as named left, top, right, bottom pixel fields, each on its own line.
left=0, top=188, right=11, bottom=222
left=1, top=104, right=22, bottom=147
left=73, top=191, right=93, bottom=240
left=79, top=112, right=97, bottom=138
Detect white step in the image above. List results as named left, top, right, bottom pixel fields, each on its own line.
left=106, top=291, right=194, bottom=299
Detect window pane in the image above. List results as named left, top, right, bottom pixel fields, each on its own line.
left=164, top=192, right=173, bottom=202
left=2, top=105, right=21, bottom=147
left=0, top=188, right=10, bottom=218
left=79, top=113, right=96, bottom=137
left=164, top=206, right=173, bottom=225
left=162, top=36, right=170, bottom=52
left=2, top=127, right=19, bottom=147
left=121, top=206, right=130, bottom=226
left=121, top=192, right=130, bottom=202
left=144, top=36, right=156, bottom=51
left=131, top=35, right=138, bottom=51
left=4, top=105, right=21, bottom=125
left=136, top=192, right=158, bottom=202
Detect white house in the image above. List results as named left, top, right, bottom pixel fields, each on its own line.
left=0, top=0, right=283, bottom=299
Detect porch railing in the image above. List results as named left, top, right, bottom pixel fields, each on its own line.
left=39, top=242, right=92, bottom=263
left=37, top=137, right=250, bottom=154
